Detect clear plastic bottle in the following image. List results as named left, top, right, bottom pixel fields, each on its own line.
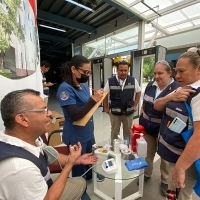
left=136, top=133, right=147, bottom=158
left=113, top=139, right=120, bottom=154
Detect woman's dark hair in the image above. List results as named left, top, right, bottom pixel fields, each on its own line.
left=60, top=55, right=90, bottom=87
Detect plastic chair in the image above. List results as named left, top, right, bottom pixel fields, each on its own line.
left=40, top=129, right=69, bottom=173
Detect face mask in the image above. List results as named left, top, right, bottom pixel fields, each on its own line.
left=76, top=74, right=89, bottom=83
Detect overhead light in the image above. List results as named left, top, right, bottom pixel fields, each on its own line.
left=39, top=24, right=66, bottom=32
left=65, top=0, right=94, bottom=12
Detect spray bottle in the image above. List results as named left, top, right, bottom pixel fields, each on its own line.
left=131, top=124, right=145, bottom=152
left=136, top=133, right=147, bottom=158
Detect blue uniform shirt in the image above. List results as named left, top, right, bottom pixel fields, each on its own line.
left=57, top=82, right=94, bottom=145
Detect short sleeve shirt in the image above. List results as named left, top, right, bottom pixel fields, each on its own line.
left=57, top=82, right=94, bottom=144
left=0, top=131, right=47, bottom=200
left=189, top=80, right=200, bottom=121
left=103, top=75, right=141, bottom=93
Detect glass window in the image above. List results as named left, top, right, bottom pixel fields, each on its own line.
left=133, top=2, right=154, bottom=15
left=145, top=32, right=155, bottom=39
left=192, top=19, right=200, bottom=25
left=126, top=38, right=138, bottom=43
left=111, top=0, right=199, bottom=39
left=182, top=3, right=200, bottom=18
left=142, top=0, right=172, bottom=10
left=177, top=22, right=193, bottom=29
left=131, top=0, right=172, bottom=15
left=166, top=26, right=178, bottom=32
left=155, top=11, right=186, bottom=26
left=83, top=25, right=139, bottom=59
left=145, top=24, right=154, bottom=32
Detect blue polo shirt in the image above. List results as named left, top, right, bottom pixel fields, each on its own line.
left=57, top=82, right=94, bottom=145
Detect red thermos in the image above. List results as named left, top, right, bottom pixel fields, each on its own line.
left=131, top=124, right=145, bottom=152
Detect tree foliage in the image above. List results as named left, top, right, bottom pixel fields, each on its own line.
left=83, top=45, right=95, bottom=58
left=0, top=0, right=24, bottom=52
left=143, top=57, right=155, bottom=80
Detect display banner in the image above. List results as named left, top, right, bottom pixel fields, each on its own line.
left=0, top=0, right=42, bottom=129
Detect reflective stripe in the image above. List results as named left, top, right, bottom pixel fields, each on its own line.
left=127, top=108, right=133, bottom=112
left=124, top=85, right=135, bottom=89
left=188, top=118, right=193, bottom=129
left=110, top=86, right=120, bottom=90
left=143, top=94, right=154, bottom=103
left=44, top=167, right=51, bottom=182
left=166, top=108, right=188, bottom=123
left=110, top=85, right=134, bottom=90
left=111, top=108, right=121, bottom=112
left=159, top=135, right=183, bottom=155
left=143, top=112, right=161, bottom=123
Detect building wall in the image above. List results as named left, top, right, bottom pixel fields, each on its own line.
left=0, top=0, right=42, bottom=130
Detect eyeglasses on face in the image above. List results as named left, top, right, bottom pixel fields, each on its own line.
left=77, top=68, right=92, bottom=76
left=20, top=108, right=49, bottom=114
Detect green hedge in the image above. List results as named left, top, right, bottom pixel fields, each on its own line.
left=0, top=70, right=11, bottom=78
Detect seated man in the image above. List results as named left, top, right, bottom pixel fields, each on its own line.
left=0, top=89, right=98, bottom=200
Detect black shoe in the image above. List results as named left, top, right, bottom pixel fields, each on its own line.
left=160, top=183, right=168, bottom=197
left=137, top=175, right=150, bottom=185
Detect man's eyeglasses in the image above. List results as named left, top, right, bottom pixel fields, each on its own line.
left=187, top=47, right=200, bottom=56
left=20, top=108, right=49, bottom=114
left=77, top=68, right=92, bottom=76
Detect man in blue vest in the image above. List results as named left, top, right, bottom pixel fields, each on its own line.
left=103, top=60, right=141, bottom=141
left=0, top=89, right=98, bottom=200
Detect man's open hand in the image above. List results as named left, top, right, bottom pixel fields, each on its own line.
left=78, top=153, right=98, bottom=165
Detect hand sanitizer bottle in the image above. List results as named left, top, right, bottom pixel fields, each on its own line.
left=136, top=133, right=147, bottom=158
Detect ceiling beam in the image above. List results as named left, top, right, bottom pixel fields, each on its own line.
left=102, top=0, right=143, bottom=21
left=38, top=10, right=96, bottom=34
left=128, top=0, right=141, bottom=8
left=40, top=44, right=59, bottom=51
left=146, top=31, right=158, bottom=48
left=39, top=33, right=74, bottom=44
left=40, top=44, right=66, bottom=54
left=151, top=22, right=170, bottom=36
